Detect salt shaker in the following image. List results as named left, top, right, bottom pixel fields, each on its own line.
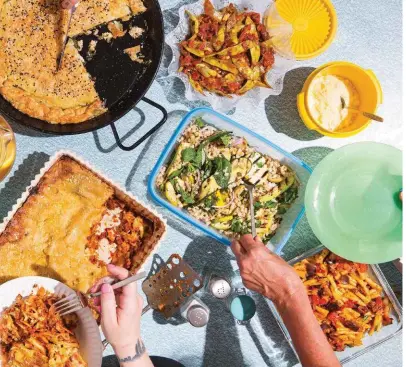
left=180, top=296, right=210, bottom=327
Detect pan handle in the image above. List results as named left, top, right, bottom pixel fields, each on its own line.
left=110, top=97, right=168, bottom=151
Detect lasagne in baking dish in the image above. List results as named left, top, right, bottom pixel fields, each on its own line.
left=0, top=155, right=165, bottom=293
left=0, top=0, right=146, bottom=124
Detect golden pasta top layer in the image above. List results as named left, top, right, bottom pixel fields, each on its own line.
left=294, top=249, right=393, bottom=352
left=0, top=0, right=145, bottom=124
left=0, top=156, right=162, bottom=293
left=0, top=157, right=113, bottom=292
left=0, top=287, right=87, bottom=367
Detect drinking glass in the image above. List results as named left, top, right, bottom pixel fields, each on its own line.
left=0, top=116, right=16, bottom=182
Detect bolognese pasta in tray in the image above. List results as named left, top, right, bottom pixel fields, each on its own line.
left=293, top=249, right=394, bottom=352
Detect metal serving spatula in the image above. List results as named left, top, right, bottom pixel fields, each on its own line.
left=57, top=0, right=80, bottom=71
left=141, top=254, right=203, bottom=318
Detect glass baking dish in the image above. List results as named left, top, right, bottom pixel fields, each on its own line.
left=148, top=107, right=312, bottom=254
left=266, top=245, right=403, bottom=365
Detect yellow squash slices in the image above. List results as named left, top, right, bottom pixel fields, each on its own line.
left=179, top=0, right=275, bottom=97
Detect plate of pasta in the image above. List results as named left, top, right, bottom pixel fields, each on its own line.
left=0, top=277, right=102, bottom=367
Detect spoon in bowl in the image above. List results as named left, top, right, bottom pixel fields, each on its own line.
left=340, top=97, right=384, bottom=123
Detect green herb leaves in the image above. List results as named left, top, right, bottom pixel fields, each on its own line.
left=181, top=146, right=205, bottom=169
left=254, top=201, right=262, bottom=210
left=181, top=147, right=196, bottom=162
left=213, top=156, right=231, bottom=188
left=205, top=131, right=231, bottom=144
left=202, top=159, right=213, bottom=181
left=230, top=218, right=243, bottom=233
left=185, top=130, right=231, bottom=171
left=194, top=145, right=205, bottom=167
left=220, top=134, right=231, bottom=146
left=167, top=169, right=183, bottom=180
left=186, top=164, right=196, bottom=174
left=203, top=195, right=214, bottom=208
left=280, top=186, right=298, bottom=204
left=195, top=117, right=205, bottom=128
left=193, top=118, right=230, bottom=146
left=230, top=218, right=249, bottom=234
left=175, top=182, right=195, bottom=204
left=167, top=163, right=195, bottom=180
left=254, top=200, right=277, bottom=210
left=277, top=205, right=288, bottom=215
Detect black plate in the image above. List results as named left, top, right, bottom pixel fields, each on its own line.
left=0, top=0, right=165, bottom=136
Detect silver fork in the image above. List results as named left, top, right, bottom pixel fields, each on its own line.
left=243, top=181, right=257, bottom=238
left=54, top=271, right=147, bottom=316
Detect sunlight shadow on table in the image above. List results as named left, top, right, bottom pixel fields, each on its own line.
left=125, top=134, right=155, bottom=190
left=6, top=120, right=51, bottom=138
left=183, top=236, right=245, bottom=367
left=182, top=237, right=298, bottom=366
left=125, top=109, right=188, bottom=191
left=279, top=146, right=333, bottom=260
left=157, top=76, right=209, bottom=111
left=0, top=152, right=50, bottom=219
left=93, top=107, right=146, bottom=153
left=265, top=67, right=322, bottom=141
left=250, top=295, right=297, bottom=367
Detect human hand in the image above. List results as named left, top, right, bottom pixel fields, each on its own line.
left=61, top=0, right=79, bottom=10
left=91, top=264, right=144, bottom=356
left=231, top=235, right=306, bottom=313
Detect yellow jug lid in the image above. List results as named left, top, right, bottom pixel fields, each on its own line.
left=264, top=0, right=337, bottom=60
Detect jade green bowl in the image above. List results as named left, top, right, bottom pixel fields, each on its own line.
left=305, top=142, right=402, bottom=264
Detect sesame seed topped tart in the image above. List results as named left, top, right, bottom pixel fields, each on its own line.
left=0, top=0, right=146, bottom=124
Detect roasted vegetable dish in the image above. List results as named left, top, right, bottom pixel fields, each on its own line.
left=156, top=117, right=299, bottom=242
left=179, top=0, right=275, bottom=97
left=294, top=249, right=394, bottom=352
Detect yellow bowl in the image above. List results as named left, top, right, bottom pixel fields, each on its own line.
left=297, top=62, right=383, bottom=138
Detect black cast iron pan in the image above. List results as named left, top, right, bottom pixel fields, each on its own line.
left=0, top=0, right=167, bottom=151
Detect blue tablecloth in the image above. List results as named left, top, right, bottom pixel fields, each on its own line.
left=0, top=0, right=402, bottom=366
